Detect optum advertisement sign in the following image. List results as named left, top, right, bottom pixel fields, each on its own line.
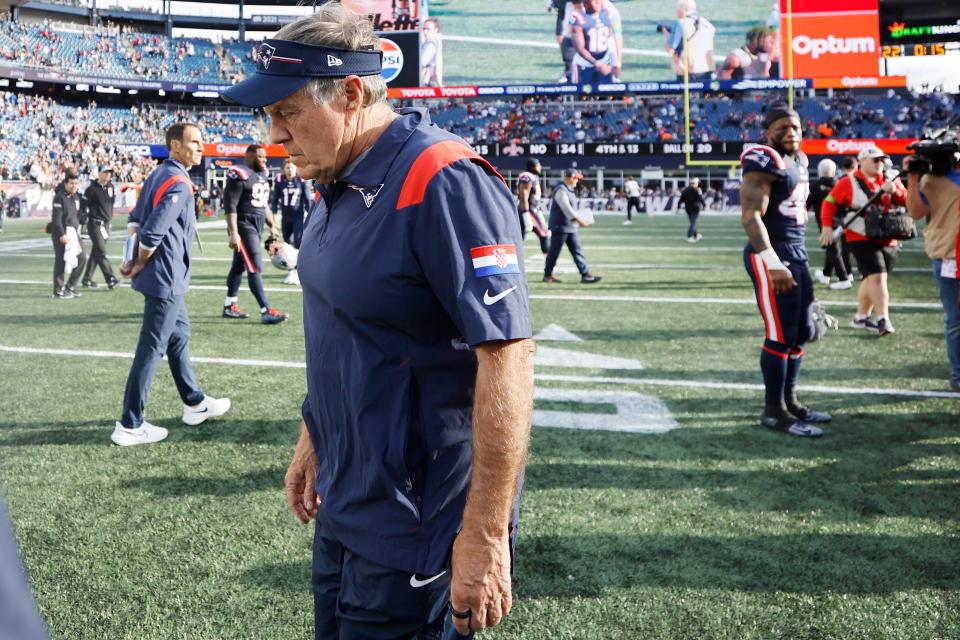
left=779, top=0, right=882, bottom=80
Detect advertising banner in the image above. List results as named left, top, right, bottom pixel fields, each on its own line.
left=779, top=0, right=882, bottom=80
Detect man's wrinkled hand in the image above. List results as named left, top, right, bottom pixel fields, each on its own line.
left=284, top=431, right=319, bottom=525
left=449, top=529, right=512, bottom=636
left=228, top=231, right=240, bottom=251
left=119, top=260, right=142, bottom=279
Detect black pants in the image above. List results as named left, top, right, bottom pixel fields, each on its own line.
left=685, top=208, right=701, bottom=238
left=227, top=221, right=269, bottom=310
left=544, top=228, right=589, bottom=277
left=626, top=196, right=641, bottom=220
left=52, top=233, right=85, bottom=293
left=823, top=232, right=851, bottom=280
left=82, top=221, right=116, bottom=284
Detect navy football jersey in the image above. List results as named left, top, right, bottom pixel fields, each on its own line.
left=741, top=144, right=810, bottom=260
left=224, top=165, right=271, bottom=221
left=272, top=174, right=310, bottom=216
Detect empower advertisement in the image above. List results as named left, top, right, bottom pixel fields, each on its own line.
left=779, top=0, right=882, bottom=80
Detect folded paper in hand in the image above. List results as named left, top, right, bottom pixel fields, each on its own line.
left=123, top=233, right=139, bottom=265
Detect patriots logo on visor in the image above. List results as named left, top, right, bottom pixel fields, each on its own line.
left=258, top=43, right=276, bottom=69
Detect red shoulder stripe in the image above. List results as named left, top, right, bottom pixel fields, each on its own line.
left=396, top=140, right=505, bottom=210
left=227, top=165, right=250, bottom=180
left=152, top=175, right=193, bottom=209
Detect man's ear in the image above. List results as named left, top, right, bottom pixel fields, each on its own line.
left=342, top=75, right=365, bottom=111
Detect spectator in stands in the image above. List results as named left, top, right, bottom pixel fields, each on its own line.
left=718, top=26, right=774, bottom=80
left=665, top=0, right=715, bottom=81
left=420, top=17, right=443, bottom=87
left=623, top=174, right=641, bottom=224
left=904, top=148, right=960, bottom=392
left=820, top=147, right=907, bottom=336
left=679, top=177, right=706, bottom=242
left=81, top=165, right=120, bottom=290
left=543, top=169, right=601, bottom=283
left=49, top=168, right=86, bottom=299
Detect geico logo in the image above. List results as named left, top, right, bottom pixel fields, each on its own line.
left=792, top=35, right=876, bottom=59
left=215, top=143, right=246, bottom=155
left=826, top=139, right=873, bottom=154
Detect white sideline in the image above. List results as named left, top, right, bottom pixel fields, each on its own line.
left=1, top=345, right=957, bottom=400
left=0, top=279, right=944, bottom=309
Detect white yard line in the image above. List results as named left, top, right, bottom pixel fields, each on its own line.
left=1, top=344, right=956, bottom=400
left=0, top=279, right=944, bottom=309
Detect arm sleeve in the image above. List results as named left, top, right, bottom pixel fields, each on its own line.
left=223, top=178, right=243, bottom=215
left=410, top=160, right=533, bottom=346
left=669, top=20, right=684, bottom=51
left=49, top=196, right=65, bottom=237
left=891, top=179, right=908, bottom=206
left=138, top=182, right=190, bottom=250
left=555, top=189, right=577, bottom=220
left=821, top=178, right=851, bottom=228
left=271, top=178, right=282, bottom=212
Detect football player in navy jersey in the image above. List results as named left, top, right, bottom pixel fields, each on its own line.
left=740, top=107, right=831, bottom=438
left=272, top=158, right=311, bottom=284
left=222, top=144, right=289, bottom=323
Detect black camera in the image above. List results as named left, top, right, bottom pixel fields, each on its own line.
left=906, top=127, right=960, bottom=176
left=655, top=23, right=672, bottom=35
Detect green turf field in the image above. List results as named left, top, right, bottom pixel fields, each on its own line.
left=430, top=0, right=773, bottom=85
left=1, top=212, right=958, bottom=639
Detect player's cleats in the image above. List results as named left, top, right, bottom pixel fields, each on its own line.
left=850, top=316, right=878, bottom=332
left=261, top=307, right=289, bottom=324
left=760, top=412, right=823, bottom=437
left=53, top=288, right=74, bottom=299
left=182, top=395, right=231, bottom=426
left=107, top=278, right=120, bottom=290
left=877, top=317, right=895, bottom=336
left=111, top=420, right=168, bottom=446
left=81, top=280, right=100, bottom=289
left=581, top=274, right=602, bottom=284
left=542, top=275, right=562, bottom=283
left=787, top=404, right=832, bottom=423
left=222, top=303, right=249, bottom=319
left=65, top=286, right=81, bottom=298
left=829, top=278, right=853, bottom=290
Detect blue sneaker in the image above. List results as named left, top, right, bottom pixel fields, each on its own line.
left=261, top=307, right=289, bottom=325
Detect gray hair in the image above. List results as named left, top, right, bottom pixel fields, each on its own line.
left=677, top=0, right=697, bottom=11
left=817, top=158, right=837, bottom=178
left=275, top=3, right=387, bottom=107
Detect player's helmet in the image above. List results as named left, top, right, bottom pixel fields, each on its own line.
left=269, top=242, right=299, bottom=271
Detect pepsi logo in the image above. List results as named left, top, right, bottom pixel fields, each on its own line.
left=379, top=38, right=404, bottom=83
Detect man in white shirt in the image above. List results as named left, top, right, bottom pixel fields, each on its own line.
left=623, top=175, right=641, bottom=224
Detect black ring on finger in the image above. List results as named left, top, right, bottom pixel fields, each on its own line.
left=450, top=606, right=471, bottom=620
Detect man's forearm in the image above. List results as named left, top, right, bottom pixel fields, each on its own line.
left=905, top=178, right=930, bottom=219
left=462, top=339, right=535, bottom=538
left=226, top=212, right=238, bottom=236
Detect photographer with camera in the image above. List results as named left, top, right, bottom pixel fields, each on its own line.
left=820, top=147, right=908, bottom=336
left=662, top=0, right=715, bottom=82
left=904, top=134, right=960, bottom=393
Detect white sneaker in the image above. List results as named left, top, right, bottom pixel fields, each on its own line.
left=829, top=278, right=853, bottom=290
left=182, top=395, right=231, bottom=426
left=111, top=421, right=168, bottom=446
left=283, top=270, right=300, bottom=285
left=695, top=233, right=703, bottom=242
left=686, top=236, right=697, bottom=243
left=623, top=220, right=632, bottom=225
left=814, top=269, right=831, bottom=285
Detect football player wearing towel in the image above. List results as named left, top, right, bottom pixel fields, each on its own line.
left=740, top=107, right=832, bottom=438
left=221, top=4, right=534, bottom=638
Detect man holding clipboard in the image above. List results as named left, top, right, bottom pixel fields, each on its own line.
left=542, top=168, right=602, bottom=284
left=113, top=123, right=230, bottom=446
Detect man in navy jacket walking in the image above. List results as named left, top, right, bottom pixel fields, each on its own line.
left=113, top=123, right=230, bottom=446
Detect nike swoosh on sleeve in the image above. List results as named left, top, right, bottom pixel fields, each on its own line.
left=483, top=286, right=518, bottom=305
